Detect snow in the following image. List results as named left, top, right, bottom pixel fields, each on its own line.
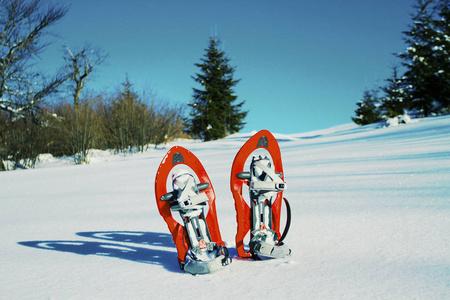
left=1, top=116, right=450, bottom=299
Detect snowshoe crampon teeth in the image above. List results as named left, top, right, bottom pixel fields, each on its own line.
left=183, top=252, right=231, bottom=275
left=250, top=229, right=291, bottom=259
left=183, top=259, right=210, bottom=275
left=250, top=240, right=291, bottom=259
left=182, top=243, right=232, bottom=275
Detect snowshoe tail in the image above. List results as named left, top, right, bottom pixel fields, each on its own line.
left=155, top=146, right=231, bottom=274
left=230, top=130, right=291, bottom=259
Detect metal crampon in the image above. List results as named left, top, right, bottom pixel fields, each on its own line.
left=169, top=170, right=232, bottom=274
left=248, top=156, right=291, bottom=259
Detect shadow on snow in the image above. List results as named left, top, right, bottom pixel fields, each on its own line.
left=18, top=231, right=182, bottom=273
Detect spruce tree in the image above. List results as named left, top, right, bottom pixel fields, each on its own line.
left=187, top=38, right=247, bottom=141
left=398, top=0, right=450, bottom=116
left=431, top=0, right=450, bottom=113
left=381, top=66, right=408, bottom=118
left=352, top=89, right=384, bottom=125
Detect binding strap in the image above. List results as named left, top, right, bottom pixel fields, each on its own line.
left=250, top=160, right=286, bottom=192
left=278, top=198, right=291, bottom=244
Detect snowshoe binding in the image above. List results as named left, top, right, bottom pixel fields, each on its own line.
left=155, top=146, right=232, bottom=275
left=231, top=130, right=291, bottom=259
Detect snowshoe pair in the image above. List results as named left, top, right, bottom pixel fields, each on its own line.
left=155, top=130, right=291, bottom=275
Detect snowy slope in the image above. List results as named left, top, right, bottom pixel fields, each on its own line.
left=1, top=116, right=449, bottom=299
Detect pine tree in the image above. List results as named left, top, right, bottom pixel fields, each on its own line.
left=398, top=0, right=450, bottom=116
left=380, top=66, right=408, bottom=118
left=105, top=78, right=142, bottom=152
left=352, top=89, right=384, bottom=125
left=431, top=0, right=450, bottom=112
left=187, top=38, right=247, bottom=141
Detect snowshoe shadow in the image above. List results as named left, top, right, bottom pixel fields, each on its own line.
left=76, top=231, right=175, bottom=248
left=18, top=231, right=182, bottom=273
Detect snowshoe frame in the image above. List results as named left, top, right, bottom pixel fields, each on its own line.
left=230, top=130, right=288, bottom=258
left=155, top=146, right=226, bottom=268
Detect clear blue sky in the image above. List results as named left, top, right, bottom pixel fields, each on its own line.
left=40, top=0, right=415, bottom=134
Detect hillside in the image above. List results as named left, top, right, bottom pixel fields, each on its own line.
left=1, top=116, right=449, bottom=299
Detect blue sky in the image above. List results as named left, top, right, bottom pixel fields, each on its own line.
left=40, top=0, right=415, bottom=134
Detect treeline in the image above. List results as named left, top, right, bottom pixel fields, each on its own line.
left=0, top=79, right=185, bottom=169
left=1, top=1, right=249, bottom=171
left=0, top=1, right=186, bottom=171
left=353, top=0, right=449, bottom=125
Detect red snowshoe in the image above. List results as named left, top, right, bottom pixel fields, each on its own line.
left=155, top=146, right=231, bottom=274
left=230, top=130, right=291, bottom=259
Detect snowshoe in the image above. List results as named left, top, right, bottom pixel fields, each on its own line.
left=155, top=146, right=232, bottom=274
left=230, top=130, right=291, bottom=259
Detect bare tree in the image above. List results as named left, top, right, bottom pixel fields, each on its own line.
left=0, top=0, right=68, bottom=119
left=64, top=44, right=106, bottom=106
left=0, top=0, right=68, bottom=170
left=68, top=95, right=100, bottom=164
left=64, top=44, right=106, bottom=164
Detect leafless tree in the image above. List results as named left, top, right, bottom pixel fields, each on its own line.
left=63, top=44, right=106, bottom=164
left=64, top=44, right=106, bottom=106
left=0, top=0, right=68, bottom=119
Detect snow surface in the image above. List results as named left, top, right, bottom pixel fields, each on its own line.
left=1, top=116, right=450, bottom=299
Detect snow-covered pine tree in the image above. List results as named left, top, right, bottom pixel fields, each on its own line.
left=352, top=89, right=384, bottom=125
left=431, top=0, right=450, bottom=113
left=398, top=0, right=450, bottom=116
left=186, top=38, right=247, bottom=141
left=381, top=66, right=408, bottom=118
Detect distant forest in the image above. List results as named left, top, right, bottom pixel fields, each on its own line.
left=353, top=0, right=449, bottom=125
left=0, top=0, right=246, bottom=170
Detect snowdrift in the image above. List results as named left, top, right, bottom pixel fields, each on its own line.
left=1, top=116, right=449, bottom=299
